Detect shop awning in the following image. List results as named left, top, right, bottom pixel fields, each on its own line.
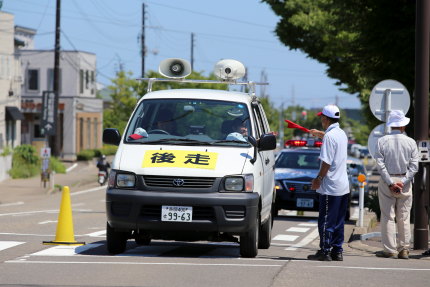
left=5, top=106, right=25, bottom=121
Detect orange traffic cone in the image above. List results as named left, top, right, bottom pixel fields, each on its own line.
left=43, top=186, right=85, bottom=246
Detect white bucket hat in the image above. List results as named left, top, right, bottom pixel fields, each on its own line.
left=386, top=110, right=410, bottom=127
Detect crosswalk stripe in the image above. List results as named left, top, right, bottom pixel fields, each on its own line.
left=31, top=243, right=103, bottom=256
left=284, top=228, right=319, bottom=251
left=286, top=227, right=310, bottom=233
left=272, top=235, right=299, bottom=242
left=0, top=241, right=25, bottom=251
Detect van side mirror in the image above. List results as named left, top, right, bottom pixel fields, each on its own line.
left=258, top=133, right=277, bottom=151
left=103, top=128, right=121, bottom=146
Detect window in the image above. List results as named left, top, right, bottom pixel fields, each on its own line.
left=87, top=118, right=91, bottom=149
left=90, top=71, right=95, bottom=94
left=79, top=70, right=84, bottom=93
left=85, top=70, right=89, bottom=89
left=27, top=69, right=39, bottom=91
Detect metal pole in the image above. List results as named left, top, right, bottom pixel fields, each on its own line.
left=383, top=89, right=391, bottom=134
left=52, top=0, right=61, bottom=157
left=358, top=183, right=365, bottom=227
left=414, top=0, right=430, bottom=250
left=141, top=2, right=145, bottom=78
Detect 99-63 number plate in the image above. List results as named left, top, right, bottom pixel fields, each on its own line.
left=161, top=205, right=193, bottom=222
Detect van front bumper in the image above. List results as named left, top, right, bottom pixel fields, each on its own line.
left=106, top=188, right=259, bottom=234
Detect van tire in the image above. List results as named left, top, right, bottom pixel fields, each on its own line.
left=106, top=222, right=128, bottom=254
left=240, top=213, right=259, bottom=258
left=258, top=212, right=272, bottom=249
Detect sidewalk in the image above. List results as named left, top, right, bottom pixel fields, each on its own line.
left=347, top=210, right=430, bottom=260
left=0, top=159, right=100, bottom=205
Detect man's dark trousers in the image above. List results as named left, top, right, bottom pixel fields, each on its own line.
left=318, top=193, right=349, bottom=254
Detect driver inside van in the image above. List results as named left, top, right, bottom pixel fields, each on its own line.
left=226, top=118, right=248, bottom=142
left=153, top=109, right=177, bottom=135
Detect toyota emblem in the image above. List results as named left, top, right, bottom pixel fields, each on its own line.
left=173, top=178, right=185, bottom=187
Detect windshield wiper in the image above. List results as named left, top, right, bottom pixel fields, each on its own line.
left=212, top=139, right=250, bottom=145
left=142, top=138, right=213, bottom=145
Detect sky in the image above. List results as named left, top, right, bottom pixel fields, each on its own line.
left=2, top=0, right=362, bottom=110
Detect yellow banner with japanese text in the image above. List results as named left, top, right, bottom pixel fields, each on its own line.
left=142, top=150, right=218, bottom=170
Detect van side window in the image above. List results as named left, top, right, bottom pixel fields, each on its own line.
left=252, top=104, right=267, bottom=137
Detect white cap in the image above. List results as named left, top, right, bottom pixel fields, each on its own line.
left=317, top=104, right=340, bottom=119
left=386, top=110, right=410, bottom=127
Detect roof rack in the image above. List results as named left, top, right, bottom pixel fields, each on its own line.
left=137, top=77, right=268, bottom=99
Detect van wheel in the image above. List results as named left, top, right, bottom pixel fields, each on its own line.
left=106, top=222, right=128, bottom=254
left=258, top=212, right=272, bottom=249
left=240, top=213, right=259, bottom=258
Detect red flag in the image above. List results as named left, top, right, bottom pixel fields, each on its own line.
left=285, top=120, right=310, bottom=133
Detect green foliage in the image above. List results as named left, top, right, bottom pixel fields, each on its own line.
left=77, top=149, right=96, bottom=161
left=262, top=0, right=418, bottom=128
left=0, top=146, right=12, bottom=156
left=103, top=70, right=228, bottom=135
left=9, top=144, right=40, bottom=178
left=365, top=190, right=381, bottom=221
left=49, top=157, right=66, bottom=174
left=93, top=145, right=118, bottom=158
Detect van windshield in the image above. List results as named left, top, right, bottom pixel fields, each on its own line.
left=124, top=98, right=252, bottom=147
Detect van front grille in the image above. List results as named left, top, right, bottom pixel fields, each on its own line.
left=143, top=175, right=215, bottom=188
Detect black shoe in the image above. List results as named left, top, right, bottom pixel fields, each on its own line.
left=307, top=250, right=332, bottom=261
left=331, top=252, right=343, bottom=261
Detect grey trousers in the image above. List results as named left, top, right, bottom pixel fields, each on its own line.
left=377, top=177, right=413, bottom=254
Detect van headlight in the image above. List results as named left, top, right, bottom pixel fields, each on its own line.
left=224, top=174, right=253, bottom=192
left=116, top=173, right=136, bottom=188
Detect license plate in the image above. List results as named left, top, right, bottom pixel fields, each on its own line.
left=161, top=205, right=193, bottom=222
left=296, top=198, right=314, bottom=208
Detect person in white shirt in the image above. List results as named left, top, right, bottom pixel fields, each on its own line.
left=308, top=104, right=350, bottom=262
left=374, top=110, right=419, bottom=259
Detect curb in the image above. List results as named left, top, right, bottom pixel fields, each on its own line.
left=348, top=209, right=379, bottom=253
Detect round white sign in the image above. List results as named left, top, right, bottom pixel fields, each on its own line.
left=369, top=79, right=410, bottom=121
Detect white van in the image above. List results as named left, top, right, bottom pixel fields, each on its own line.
left=103, top=59, right=276, bottom=258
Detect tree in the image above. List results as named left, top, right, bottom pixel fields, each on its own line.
left=103, top=70, right=228, bottom=133
left=262, top=0, right=417, bottom=129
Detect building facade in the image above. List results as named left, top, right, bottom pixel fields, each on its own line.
left=0, top=12, right=23, bottom=152
left=19, top=49, right=103, bottom=160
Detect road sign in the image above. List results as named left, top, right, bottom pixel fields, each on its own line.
left=369, top=79, right=410, bottom=121
left=40, top=147, right=51, bottom=159
left=367, top=124, right=385, bottom=159
left=41, top=91, right=57, bottom=136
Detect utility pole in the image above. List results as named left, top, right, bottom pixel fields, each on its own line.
left=413, top=0, right=430, bottom=250
left=141, top=2, right=145, bottom=78
left=190, top=33, right=195, bottom=70
left=51, top=0, right=61, bottom=157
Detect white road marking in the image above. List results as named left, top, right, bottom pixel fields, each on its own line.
left=38, top=220, right=57, bottom=225
left=86, top=230, right=106, bottom=237
left=0, top=201, right=24, bottom=207
left=351, top=206, right=359, bottom=219
left=272, top=235, right=299, bottom=242
left=0, top=209, right=91, bottom=217
left=31, top=244, right=103, bottom=256
left=0, top=241, right=25, bottom=251
left=6, top=260, right=282, bottom=267
left=66, top=163, right=78, bottom=173
left=71, top=186, right=105, bottom=196
left=286, top=227, right=310, bottom=233
left=318, top=266, right=430, bottom=271
left=284, top=228, right=319, bottom=251
left=298, top=223, right=318, bottom=227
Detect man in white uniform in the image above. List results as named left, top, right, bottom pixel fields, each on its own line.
left=308, top=104, right=350, bottom=261
left=374, top=110, right=419, bottom=259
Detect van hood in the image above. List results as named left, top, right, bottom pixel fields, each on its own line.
left=117, top=144, right=251, bottom=177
